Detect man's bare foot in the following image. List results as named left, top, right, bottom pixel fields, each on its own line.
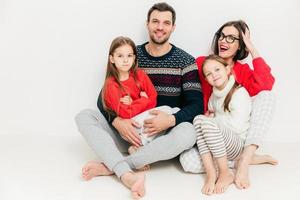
left=202, top=172, right=217, bottom=195
left=214, top=172, right=234, bottom=194
left=128, top=146, right=150, bottom=171
left=251, top=154, right=278, bottom=165
left=121, top=172, right=145, bottom=200
left=82, top=161, right=113, bottom=181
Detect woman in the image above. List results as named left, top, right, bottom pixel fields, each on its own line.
left=180, top=20, right=278, bottom=189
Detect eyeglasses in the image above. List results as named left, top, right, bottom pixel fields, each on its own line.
left=217, top=32, right=240, bottom=43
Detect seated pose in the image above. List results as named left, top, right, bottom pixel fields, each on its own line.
left=180, top=20, right=277, bottom=189
left=75, top=3, right=203, bottom=199
left=102, top=36, right=178, bottom=164
left=194, top=54, right=252, bottom=195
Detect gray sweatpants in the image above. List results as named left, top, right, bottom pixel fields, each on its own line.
left=75, top=109, right=196, bottom=178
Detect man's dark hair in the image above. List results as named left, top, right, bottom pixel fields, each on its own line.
left=147, top=2, right=176, bottom=25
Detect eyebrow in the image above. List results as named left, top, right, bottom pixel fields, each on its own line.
left=151, top=18, right=172, bottom=23
left=221, top=32, right=239, bottom=37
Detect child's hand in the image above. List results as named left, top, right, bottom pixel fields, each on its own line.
left=120, top=95, right=132, bottom=105
left=140, top=91, right=149, bottom=98
left=205, top=110, right=214, bottom=118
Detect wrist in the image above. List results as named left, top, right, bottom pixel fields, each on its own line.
left=247, top=46, right=260, bottom=59
left=112, top=116, right=120, bottom=127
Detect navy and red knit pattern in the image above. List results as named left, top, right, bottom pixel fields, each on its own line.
left=137, top=43, right=204, bottom=125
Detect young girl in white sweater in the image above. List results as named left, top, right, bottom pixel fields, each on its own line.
left=193, top=54, right=252, bottom=195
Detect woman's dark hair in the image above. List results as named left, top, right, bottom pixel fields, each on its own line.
left=212, top=20, right=249, bottom=61
left=147, top=2, right=176, bottom=25
left=202, top=54, right=241, bottom=112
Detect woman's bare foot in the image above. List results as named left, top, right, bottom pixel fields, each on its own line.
left=202, top=172, right=217, bottom=195
left=82, top=161, right=114, bottom=181
left=234, top=154, right=278, bottom=189
left=121, top=172, right=145, bottom=200
left=250, top=154, right=278, bottom=165
left=214, top=172, right=234, bottom=194
left=128, top=146, right=150, bottom=171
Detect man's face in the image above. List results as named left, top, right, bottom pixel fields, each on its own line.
left=147, top=10, right=175, bottom=45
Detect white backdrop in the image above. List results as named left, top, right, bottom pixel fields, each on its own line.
left=0, top=0, right=299, bottom=142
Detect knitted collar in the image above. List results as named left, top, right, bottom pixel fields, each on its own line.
left=213, top=75, right=235, bottom=98
left=140, top=42, right=175, bottom=60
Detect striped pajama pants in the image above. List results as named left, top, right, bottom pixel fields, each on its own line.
left=194, top=115, right=244, bottom=161
left=180, top=91, right=276, bottom=173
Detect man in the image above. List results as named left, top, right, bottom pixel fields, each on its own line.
left=75, top=2, right=203, bottom=199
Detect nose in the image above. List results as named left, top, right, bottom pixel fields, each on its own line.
left=211, top=72, right=218, bottom=78
left=157, top=22, right=163, bottom=30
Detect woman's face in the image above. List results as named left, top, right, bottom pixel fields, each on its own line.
left=218, top=26, right=240, bottom=60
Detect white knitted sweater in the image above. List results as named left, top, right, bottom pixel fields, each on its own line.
left=208, top=75, right=252, bottom=138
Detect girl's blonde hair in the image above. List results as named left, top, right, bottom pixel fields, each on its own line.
left=202, top=54, right=241, bottom=112
left=101, top=36, right=140, bottom=118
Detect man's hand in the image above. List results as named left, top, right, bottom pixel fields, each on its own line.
left=112, top=117, right=142, bottom=147
left=143, top=110, right=176, bottom=136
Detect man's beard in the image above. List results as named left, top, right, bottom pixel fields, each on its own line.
left=150, top=34, right=169, bottom=45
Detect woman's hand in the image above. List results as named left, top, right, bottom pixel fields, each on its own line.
left=241, top=28, right=260, bottom=59
left=120, top=95, right=133, bottom=105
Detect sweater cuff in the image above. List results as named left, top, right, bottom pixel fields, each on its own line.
left=252, top=57, right=266, bottom=67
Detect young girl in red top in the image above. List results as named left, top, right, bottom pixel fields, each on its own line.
left=181, top=20, right=278, bottom=189
left=102, top=36, right=176, bottom=162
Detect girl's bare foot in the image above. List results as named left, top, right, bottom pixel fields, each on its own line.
left=128, top=146, right=150, bottom=171
left=214, top=172, right=234, bottom=194
left=234, top=159, right=249, bottom=189
left=82, top=161, right=113, bottom=181
left=202, top=173, right=217, bottom=195
left=121, top=172, right=145, bottom=200
left=251, top=154, right=278, bottom=165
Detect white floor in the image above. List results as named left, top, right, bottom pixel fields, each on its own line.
left=1, top=133, right=300, bottom=200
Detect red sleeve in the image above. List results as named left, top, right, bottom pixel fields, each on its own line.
left=196, top=56, right=212, bottom=113
left=104, top=77, right=155, bottom=119
left=137, top=69, right=157, bottom=109
left=233, top=57, right=275, bottom=96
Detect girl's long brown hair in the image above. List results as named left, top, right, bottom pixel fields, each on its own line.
left=101, top=36, right=140, bottom=118
left=202, top=54, right=241, bottom=112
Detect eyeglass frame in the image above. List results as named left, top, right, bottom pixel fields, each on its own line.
left=216, top=32, right=240, bottom=44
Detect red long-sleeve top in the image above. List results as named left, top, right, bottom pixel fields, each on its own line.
left=104, top=69, right=157, bottom=118
left=196, top=56, right=275, bottom=112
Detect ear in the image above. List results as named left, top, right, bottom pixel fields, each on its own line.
left=109, top=55, right=114, bottom=64
left=171, top=24, right=176, bottom=33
